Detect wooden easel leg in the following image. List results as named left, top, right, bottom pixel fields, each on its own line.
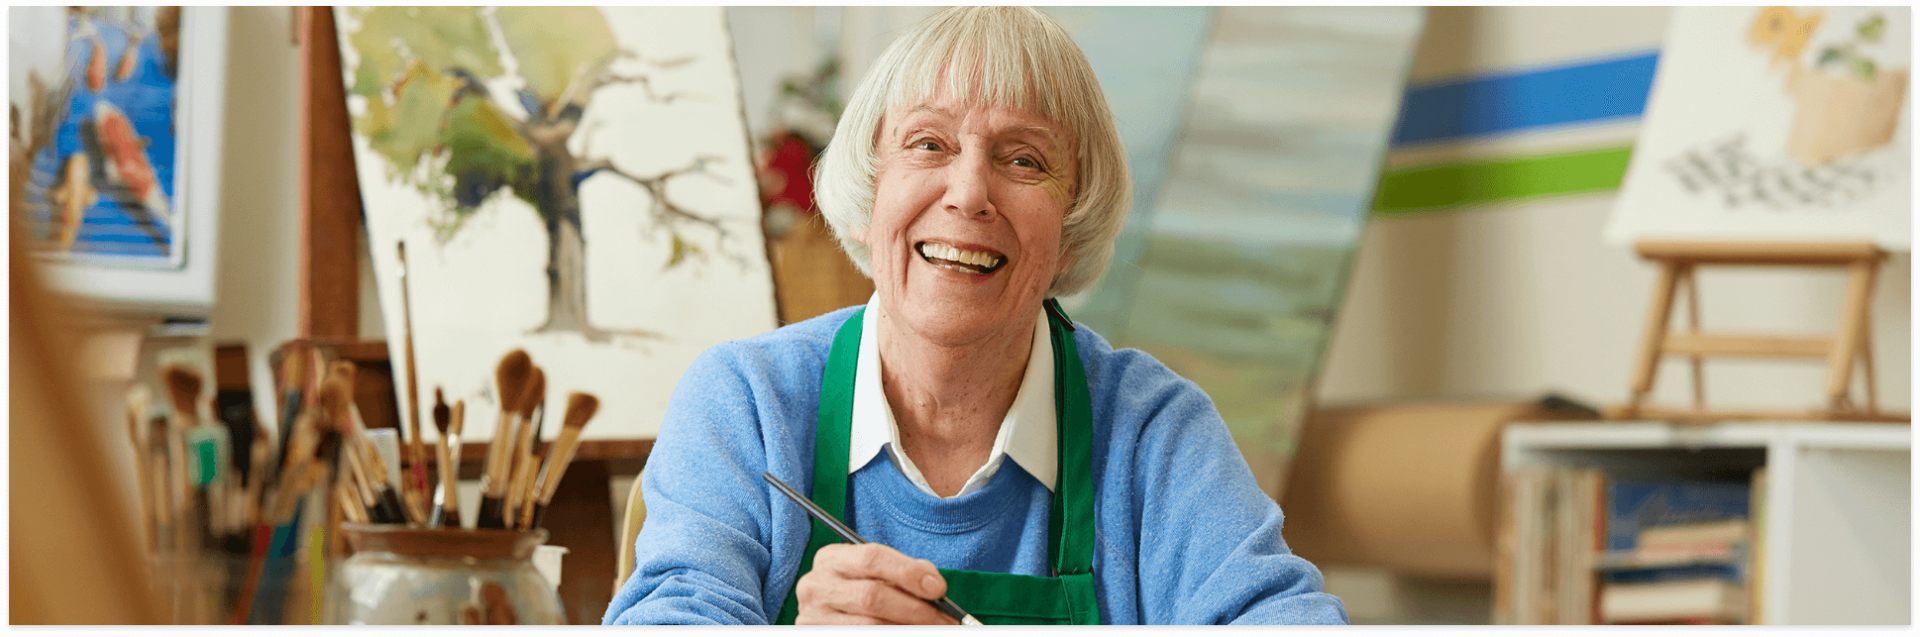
left=1859, top=334, right=1877, bottom=414
left=1682, top=265, right=1705, bottom=410
left=1826, top=259, right=1878, bottom=412
left=1628, top=261, right=1683, bottom=412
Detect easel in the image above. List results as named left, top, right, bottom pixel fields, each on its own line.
left=291, top=7, right=629, bottom=624
left=1607, top=240, right=1905, bottom=422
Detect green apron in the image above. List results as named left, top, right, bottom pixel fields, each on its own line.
left=775, top=300, right=1100, bottom=625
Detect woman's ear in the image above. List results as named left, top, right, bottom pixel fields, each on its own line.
left=849, top=224, right=870, bottom=245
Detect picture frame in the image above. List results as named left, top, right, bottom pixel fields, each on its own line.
left=10, top=6, right=229, bottom=317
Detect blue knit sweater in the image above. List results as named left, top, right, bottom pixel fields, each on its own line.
left=602, top=306, right=1347, bottom=625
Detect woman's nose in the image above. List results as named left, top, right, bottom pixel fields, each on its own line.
left=940, top=152, right=994, bottom=218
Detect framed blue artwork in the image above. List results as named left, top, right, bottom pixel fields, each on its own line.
left=10, top=6, right=228, bottom=316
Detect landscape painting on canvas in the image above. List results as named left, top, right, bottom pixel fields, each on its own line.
left=335, top=6, right=777, bottom=441
left=1071, top=7, right=1425, bottom=497
left=1609, top=6, right=1910, bottom=248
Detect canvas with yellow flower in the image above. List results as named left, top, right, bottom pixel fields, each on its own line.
left=1606, top=6, right=1910, bottom=249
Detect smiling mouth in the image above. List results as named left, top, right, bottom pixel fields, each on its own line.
left=916, top=241, right=1006, bottom=275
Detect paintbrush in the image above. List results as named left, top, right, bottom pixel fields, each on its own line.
left=503, top=367, right=545, bottom=529
left=527, top=392, right=599, bottom=529
left=336, top=483, right=369, bottom=524
left=267, top=343, right=312, bottom=491
left=125, top=385, right=157, bottom=551
left=430, top=388, right=459, bottom=528
left=146, top=411, right=176, bottom=551
left=162, top=361, right=214, bottom=554
left=355, top=431, right=409, bottom=525
left=477, top=350, right=533, bottom=529
left=516, top=378, right=556, bottom=527
left=396, top=241, right=430, bottom=500
left=213, top=343, right=260, bottom=489
left=341, top=442, right=377, bottom=517
left=763, top=472, right=983, bottom=625
left=366, top=429, right=424, bottom=525
left=512, top=454, right=542, bottom=530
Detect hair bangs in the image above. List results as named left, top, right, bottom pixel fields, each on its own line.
left=882, top=11, right=1069, bottom=127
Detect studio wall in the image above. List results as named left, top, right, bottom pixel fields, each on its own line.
left=1317, top=5, right=1911, bottom=415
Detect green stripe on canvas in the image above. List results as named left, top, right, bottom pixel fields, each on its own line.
left=1371, top=146, right=1635, bottom=215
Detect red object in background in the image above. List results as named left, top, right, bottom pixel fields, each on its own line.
left=757, top=131, right=819, bottom=214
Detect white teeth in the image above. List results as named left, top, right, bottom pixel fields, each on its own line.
left=917, top=242, right=1004, bottom=271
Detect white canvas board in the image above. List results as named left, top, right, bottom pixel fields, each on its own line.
left=1607, top=6, right=1910, bottom=249
left=337, top=7, right=777, bottom=442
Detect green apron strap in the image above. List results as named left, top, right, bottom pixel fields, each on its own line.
left=777, top=303, right=1099, bottom=625
left=775, top=308, right=865, bottom=625
left=1045, top=299, right=1095, bottom=578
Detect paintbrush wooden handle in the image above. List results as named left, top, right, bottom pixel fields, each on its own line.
left=516, top=454, right=544, bottom=530
left=445, top=436, right=464, bottom=527
left=538, top=426, right=587, bottom=506
left=504, top=450, right=535, bottom=529
left=432, top=436, right=455, bottom=528
left=483, top=414, right=517, bottom=497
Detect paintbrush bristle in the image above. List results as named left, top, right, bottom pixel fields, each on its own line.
left=281, top=344, right=309, bottom=392
left=495, top=350, right=533, bottom=414
left=328, top=361, right=358, bottom=386
left=516, top=367, right=546, bottom=420
left=314, top=376, right=355, bottom=435
left=432, top=387, right=451, bottom=436
left=161, top=366, right=203, bottom=419
left=562, top=392, right=599, bottom=430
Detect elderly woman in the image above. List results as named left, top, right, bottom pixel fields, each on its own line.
left=604, top=7, right=1345, bottom=625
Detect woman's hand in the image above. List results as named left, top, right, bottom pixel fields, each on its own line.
left=793, top=543, right=957, bottom=625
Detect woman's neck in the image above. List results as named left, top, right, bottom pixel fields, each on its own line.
left=872, top=302, right=1035, bottom=495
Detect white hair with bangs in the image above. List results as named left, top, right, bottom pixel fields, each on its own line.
left=814, top=6, right=1132, bottom=298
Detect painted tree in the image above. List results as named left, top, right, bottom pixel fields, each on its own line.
left=344, top=7, right=738, bottom=341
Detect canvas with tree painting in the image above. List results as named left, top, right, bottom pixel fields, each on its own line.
left=336, top=6, right=777, bottom=442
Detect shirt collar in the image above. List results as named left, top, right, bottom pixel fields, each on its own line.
left=847, top=294, right=1058, bottom=496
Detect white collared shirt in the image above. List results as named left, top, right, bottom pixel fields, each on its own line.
left=847, top=294, right=1058, bottom=497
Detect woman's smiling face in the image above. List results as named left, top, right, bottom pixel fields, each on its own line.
left=853, top=88, right=1078, bottom=348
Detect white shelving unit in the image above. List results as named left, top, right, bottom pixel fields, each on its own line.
left=1503, top=421, right=1910, bottom=625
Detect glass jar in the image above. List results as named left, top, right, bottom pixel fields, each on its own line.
left=323, top=523, right=564, bottom=625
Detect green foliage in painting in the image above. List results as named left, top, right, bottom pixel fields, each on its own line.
left=496, top=7, right=618, bottom=105
left=347, top=6, right=502, bottom=96
left=1858, top=15, right=1885, bottom=42
left=443, top=95, right=537, bottom=214
left=1814, top=13, right=1890, bottom=81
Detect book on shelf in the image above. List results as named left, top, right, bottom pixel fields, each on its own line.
left=1597, top=477, right=1755, bottom=625
left=1600, top=575, right=1748, bottom=624
left=1495, top=465, right=1604, bottom=624
left=1499, top=467, right=1765, bottom=625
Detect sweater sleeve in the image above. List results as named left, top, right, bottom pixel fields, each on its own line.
left=602, top=343, right=798, bottom=625
left=1121, top=357, right=1348, bottom=625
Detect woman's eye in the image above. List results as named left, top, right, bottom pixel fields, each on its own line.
left=1011, top=157, right=1040, bottom=169
left=914, top=140, right=941, bottom=152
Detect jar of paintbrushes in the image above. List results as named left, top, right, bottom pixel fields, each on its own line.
left=132, top=348, right=324, bottom=625
left=323, top=348, right=602, bottom=624
left=323, top=524, right=563, bottom=625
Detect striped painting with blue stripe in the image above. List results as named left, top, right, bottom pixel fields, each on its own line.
left=1375, top=51, right=1662, bottom=214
